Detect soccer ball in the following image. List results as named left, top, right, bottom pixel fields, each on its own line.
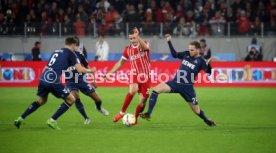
left=122, top=113, right=136, bottom=126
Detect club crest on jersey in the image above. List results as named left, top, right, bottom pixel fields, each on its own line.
left=182, top=59, right=195, bottom=70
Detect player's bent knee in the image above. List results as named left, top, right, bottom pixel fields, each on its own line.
left=37, top=100, right=46, bottom=106
left=129, top=90, right=138, bottom=95
left=65, top=94, right=76, bottom=104
left=37, top=97, right=47, bottom=105
left=71, top=92, right=79, bottom=99
left=153, top=85, right=163, bottom=93
left=154, top=83, right=170, bottom=93
left=153, top=87, right=164, bottom=93
left=191, top=105, right=200, bottom=114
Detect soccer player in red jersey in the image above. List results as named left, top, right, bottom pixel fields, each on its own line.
left=105, top=27, right=151, bottom=125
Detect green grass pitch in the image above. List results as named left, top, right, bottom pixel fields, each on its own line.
left=0, top=87, right=276, bottom=153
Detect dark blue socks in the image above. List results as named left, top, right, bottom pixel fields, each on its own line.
left=146, top=91, right=159, bottom=114
left=95, top=100, right=102, bottom=111
left=198, top=109, right=208, bottom=122
left=51, top=101, right=72, bottom=120
left=75, top=99, right=88, bottom=119
left=21, top=101, right=41, bottom=119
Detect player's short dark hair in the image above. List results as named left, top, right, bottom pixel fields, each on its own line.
left=190, top=41, right=201, bottom=49
left=73, top=36, right=80, bottom=46
left=129, top=27, right=139, bottom=35
left=200, top=39, right=206, bottom=43
left=65, top=37, right=77, bottom=45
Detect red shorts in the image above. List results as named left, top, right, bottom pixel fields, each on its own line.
left=130, top=74, right=151, bottom=98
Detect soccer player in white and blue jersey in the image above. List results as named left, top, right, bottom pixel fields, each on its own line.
left=141, top=34, right=215, bottom=127
left=14, top=37, right=96, bottom=130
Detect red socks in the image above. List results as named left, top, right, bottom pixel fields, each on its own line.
left=121, top=93, right=134, bottom=113
left=121, top=93, right=146, bottom=121
left=135, top=104, right=144, bottom=118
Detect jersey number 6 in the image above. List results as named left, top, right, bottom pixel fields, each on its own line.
left=48, top=53, right=59, bottom=66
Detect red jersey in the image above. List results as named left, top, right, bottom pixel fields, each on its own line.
left=122, top=42, right=151, bottom=75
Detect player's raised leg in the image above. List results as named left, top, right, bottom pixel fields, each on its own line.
left=14, top=96, right=48, bottom=129
left=187, top=102, right=216, bottom=127
left=140, top=82, right=171, bottom=120
left=113, top=83, right=138, bottom=122
left=88, top=92, right=109, bottom=116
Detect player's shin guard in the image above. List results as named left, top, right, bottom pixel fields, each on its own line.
left=75, top=99, right=88, bottom=119
left=146, top=91, right=159, bottom=114
left=121, top=93, right=134, bottom=113
left=21, top=101, right=41, bottom=119
left=197, top=109, right=208, bottom=122
left=51, top=101, right=72, bottom=120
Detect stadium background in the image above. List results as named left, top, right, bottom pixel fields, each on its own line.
left=0, top=0, right=276, bottom=153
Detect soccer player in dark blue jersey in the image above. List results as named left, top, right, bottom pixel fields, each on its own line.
left=14, top=37, right=96, bottom=130
left=64, top=37, right=109, bottom=125
left=140, top=34, right=216, bottom=127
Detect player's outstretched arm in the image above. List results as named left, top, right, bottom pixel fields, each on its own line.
left=164, top=34, right=179, bottom=58
left=105, top=58, right=126, bottom=79
left=75, top=63, right=96, bottom=74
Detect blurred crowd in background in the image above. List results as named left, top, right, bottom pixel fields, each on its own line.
left=0, top=0, right=275, bottom=36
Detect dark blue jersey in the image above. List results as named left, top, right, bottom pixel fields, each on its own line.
left=168, top=41, right=211, bottom=85
left=40, top=48, right=80, bottom=84
left=65, top=51, right=88, bottom=83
